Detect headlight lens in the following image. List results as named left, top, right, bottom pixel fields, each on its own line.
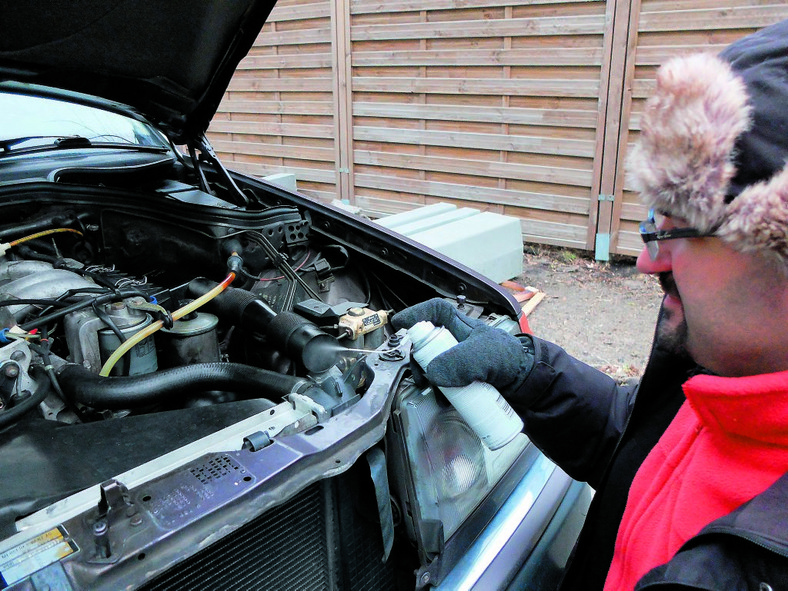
left=389, top=382, right=528, bottom=549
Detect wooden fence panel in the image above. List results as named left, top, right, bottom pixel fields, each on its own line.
left=345, top=0, right=610, bottom=250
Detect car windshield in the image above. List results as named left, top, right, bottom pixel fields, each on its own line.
left=0, top=91, right=169, bottom=152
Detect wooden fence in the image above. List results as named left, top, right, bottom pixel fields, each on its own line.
left=208, top=0, right=788, bottom=258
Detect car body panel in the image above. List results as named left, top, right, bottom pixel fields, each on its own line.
left=0, top=2, right=276, bottom=142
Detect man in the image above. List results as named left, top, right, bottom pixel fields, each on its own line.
left=392, top=19, right=788, bottom=590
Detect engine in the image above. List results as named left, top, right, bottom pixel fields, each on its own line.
left=0, top=203, right=394, bottom=427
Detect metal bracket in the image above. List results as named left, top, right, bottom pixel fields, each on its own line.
left=96, top=479, right=130, bottom=519
left=90, top=479, right=133, bottom=561
left=290, top=392, right=330, bottom=422
left=127, top=297, right=173, bottom=328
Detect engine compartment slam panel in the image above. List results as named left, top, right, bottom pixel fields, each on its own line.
left=0, top=398, right=276, bottom=538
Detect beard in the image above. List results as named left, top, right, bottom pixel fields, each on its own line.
left=656, top=305, right=689, bottom=356
left=656, top=272, right=690, bottom=357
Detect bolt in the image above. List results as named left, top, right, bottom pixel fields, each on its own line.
left=3, top=364, right=19, bottom=378
left=93, top=519, right=111, bottom=559
left=10, top=351, right=25, bottom=362
left=420, top=572, right=431, bottom=585
left=130, top=515, right=143, bottom=527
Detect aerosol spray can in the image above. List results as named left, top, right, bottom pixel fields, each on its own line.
left=407, top=320, right=524, bottom=450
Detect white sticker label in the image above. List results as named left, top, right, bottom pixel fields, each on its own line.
left=0, top=526, right=77, bottom=588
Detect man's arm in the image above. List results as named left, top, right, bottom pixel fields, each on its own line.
left=512, top=336, right=638, bottom=488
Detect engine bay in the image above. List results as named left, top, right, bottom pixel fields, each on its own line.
left=0, top=188, right=434, bottom=534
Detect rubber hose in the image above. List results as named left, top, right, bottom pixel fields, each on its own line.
left=58, top=363, right=308, bottom=410
left=0, top=366, right=50, bottom=429
left=187, top=278, right=277, bottom=330
left=187, top=278, right=340, bottom=373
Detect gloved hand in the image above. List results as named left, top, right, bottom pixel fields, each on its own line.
left=391, top=298, right=534, bottom=396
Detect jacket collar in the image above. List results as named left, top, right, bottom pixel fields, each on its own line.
left=684, top=370, right=788, bottom=445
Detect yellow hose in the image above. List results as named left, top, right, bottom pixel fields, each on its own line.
left=99, top=272, right=236, bottom=376
left=9, top=228, right=83, bottom=246
left=0, top=228, right=85, bottom=256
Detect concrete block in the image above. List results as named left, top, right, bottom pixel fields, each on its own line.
left=375, top=203, right=456, bottom=230
left=263, top=173, right=297, bottom=191
left=378, top=203, right=523, bottom=282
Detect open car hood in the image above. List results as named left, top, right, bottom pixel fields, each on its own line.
left=0, top=1, right=276, bottom=143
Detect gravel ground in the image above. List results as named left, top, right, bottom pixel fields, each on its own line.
left=508, top=246, right=664, bottom=382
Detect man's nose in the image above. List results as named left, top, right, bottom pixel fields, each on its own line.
left=636, top=244, right=672, bottom=274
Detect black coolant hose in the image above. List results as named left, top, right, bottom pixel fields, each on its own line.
left=187, top=278, right=341, bottom=373
left=57, top=363, right=308, bottom=410
left=0, top=366, right=50, bottom=429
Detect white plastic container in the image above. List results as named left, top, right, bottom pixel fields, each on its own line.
left=407, top=320, right=524, bottom=450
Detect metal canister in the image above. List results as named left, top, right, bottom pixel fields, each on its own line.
left=97, top=302, right=158, bottom=376
left=158, top=312, right=220, bottom=368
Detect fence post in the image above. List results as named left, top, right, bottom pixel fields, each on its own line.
left=591, top=0, right=639, bottom=260
left=331, top=0, right=355, bottom=204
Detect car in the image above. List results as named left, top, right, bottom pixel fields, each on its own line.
left=0, top=3, right=591, bottom=590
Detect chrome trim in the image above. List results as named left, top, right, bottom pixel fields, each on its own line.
left=435, top=453, right=563, bottom=590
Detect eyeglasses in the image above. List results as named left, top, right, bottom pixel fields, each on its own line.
left=639, top=209, right=713, bottom=261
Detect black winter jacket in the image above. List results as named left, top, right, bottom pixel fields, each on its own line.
left=510, top=322, right=788, bottom=590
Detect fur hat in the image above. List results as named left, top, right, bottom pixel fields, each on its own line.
left=627, top=19, right=788, bottom=261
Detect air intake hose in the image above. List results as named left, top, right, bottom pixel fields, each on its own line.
left=58, top=363, right=306, bottom=410
left=187, top=278, right=340, bottom=373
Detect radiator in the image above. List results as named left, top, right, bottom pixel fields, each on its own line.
left=141, top=469, right=398, bottom=591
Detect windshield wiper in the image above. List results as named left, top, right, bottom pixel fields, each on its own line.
left=0, top=135, right=69, bottom=153
left=55, top=136, right=93, bottom=149
left=0, top=134, right=93, bottom=154
left=0, top=135, right=169, bottom=157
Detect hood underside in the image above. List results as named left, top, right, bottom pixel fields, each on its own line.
left=0, top=1, right=275, bottom=143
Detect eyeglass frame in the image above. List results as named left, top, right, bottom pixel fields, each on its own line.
left=639, top=209, right=715, bottom=260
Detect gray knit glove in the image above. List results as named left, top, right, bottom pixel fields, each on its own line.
left=391, top=298, right=534, bottom=396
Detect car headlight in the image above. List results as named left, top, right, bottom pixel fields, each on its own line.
left=388, top=381, right=528, bottom=559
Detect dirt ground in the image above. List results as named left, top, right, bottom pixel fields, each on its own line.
left=508, top=245, right=664, bottom=383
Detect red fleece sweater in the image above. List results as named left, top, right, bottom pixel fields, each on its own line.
left=604, top=369, right=788, bottom=591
